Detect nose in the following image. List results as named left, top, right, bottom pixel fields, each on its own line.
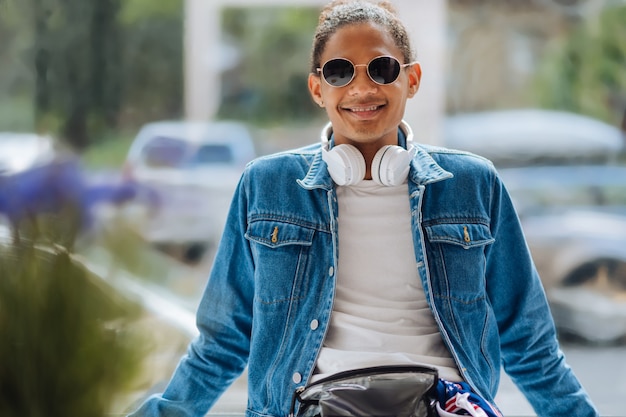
left=347, top=65, right=378, bottom=95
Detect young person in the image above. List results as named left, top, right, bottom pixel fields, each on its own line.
left=128, top=1, right=599, bottom=416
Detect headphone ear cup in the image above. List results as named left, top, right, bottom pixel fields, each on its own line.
left=371, top=145, right=412, bottom=186
left=322, top=144, right=366, bottom=186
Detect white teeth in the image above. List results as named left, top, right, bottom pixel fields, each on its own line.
left=351, top=106, right=379, bottom=112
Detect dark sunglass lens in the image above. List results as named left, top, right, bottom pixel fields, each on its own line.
left=368, top=57, right=401, bottom=84
left=322, top=59, right=354, bottom=87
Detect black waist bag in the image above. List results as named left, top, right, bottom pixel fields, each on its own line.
left=289, top=365, right=439, bottom=417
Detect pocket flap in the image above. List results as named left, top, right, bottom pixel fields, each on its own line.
left=246, top=220, right=314, bottom=248
left=424, top=223, right=494, bottom=249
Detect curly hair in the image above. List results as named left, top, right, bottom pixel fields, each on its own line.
left=310, top=0, right=415, bottom=73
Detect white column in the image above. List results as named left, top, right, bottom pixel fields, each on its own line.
left=397, top=0, right=447, bottom=145
left=184, top=0, right=221, bottom=121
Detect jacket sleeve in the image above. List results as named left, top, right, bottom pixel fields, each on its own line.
left=485, top=173, right=599, bottom=417
left=127, top=172, right=254, bottom=417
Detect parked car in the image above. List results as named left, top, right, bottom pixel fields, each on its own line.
left=443, top=109, right=626, bottom=342
left=121, top=120, right=257, bottom=263
left=498, top=165, right=626, bottom=342
left=444, top=108, right=625, bottom=166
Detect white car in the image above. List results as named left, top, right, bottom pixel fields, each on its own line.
left=499, top=164, right=626, bottom=343
left=443, top=110, right=626, bottom=342
left=444, top=108, right=625, bottom=166
left=122, top=120, right=257, bottom=263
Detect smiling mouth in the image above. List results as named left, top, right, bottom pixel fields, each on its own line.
left=345, top=104, right=383, bottom=113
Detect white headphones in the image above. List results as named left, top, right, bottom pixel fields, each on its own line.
left=320, top=120, right=416, bottom=186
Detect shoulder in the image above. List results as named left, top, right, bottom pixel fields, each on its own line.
left=414, top=144, right=504, bottom=197
left=243, top=143, right=320, bottom=180
left=418, top=144, right=497, bottom=176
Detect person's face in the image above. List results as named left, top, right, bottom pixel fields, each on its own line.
left=308, top=22, right=421, bottom=154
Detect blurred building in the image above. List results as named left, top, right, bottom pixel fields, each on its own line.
left=446, top=0, right=598, bottom=113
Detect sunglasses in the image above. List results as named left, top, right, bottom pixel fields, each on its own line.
left=317, top=56, right=412, bottom=87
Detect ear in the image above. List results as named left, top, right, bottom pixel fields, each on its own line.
left=407, top=62, right=422, bottom=98
left=308, top=73, right=325, bottom=107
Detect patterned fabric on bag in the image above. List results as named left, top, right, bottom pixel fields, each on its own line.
left=435, top=380, right=502, bottom=417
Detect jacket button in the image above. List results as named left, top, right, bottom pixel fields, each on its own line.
left=310, top=319, right=319, bottom=330
left=328, top=266, right=334, bottom=276
left=292, top=372, right=302, bottom=383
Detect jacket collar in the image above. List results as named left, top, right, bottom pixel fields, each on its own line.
left=410, top=145, right=454, bottom=185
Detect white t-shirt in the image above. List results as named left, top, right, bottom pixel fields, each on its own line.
left=313, top=180, right=462, bottom=382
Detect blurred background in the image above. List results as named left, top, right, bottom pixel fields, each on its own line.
left=1, top=0, right=625, bottom=415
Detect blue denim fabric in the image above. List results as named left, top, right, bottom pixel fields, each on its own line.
left=129, top=141, right=598, bottom=417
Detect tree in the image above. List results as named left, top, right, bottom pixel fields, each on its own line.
left=1, top=0, right=184, bottom=151
left=218, top=6, right=321, bottom=125
left=117, top=0, right=184, bottom=127
left=26, top=0, right=123, bottom=151
left=533, top=4, right=626, bottom=126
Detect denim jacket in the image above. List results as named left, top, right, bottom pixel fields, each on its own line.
left=130, top=133, right=598, bottom=417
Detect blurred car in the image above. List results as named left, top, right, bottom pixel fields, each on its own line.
left=499, top=165, right=626, bottom=343
left=122, top=120, right=257, bottom=263
left=443, top=110, right=626, bottom=342
left=444, top=108, right=625, bottom=166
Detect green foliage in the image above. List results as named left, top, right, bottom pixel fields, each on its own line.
left=533, top=5, right=626, bottom=126
left=115, top=0, right=184, bottom=129
left=117, top=16, right=184, bottom=128
left=0, top=240, right=144, bottom=417
left=0, top=2, right=37, bottom=131
left=218, top=6, right=322, bottom=125
left=119, top=0, right=183, bottom=23
left=0, top=97, right=35, bottom=131
left=3, top=0, right=125, bottom=150
left=80, top=131, right=135, bottom=169
left=0, top=0, right=184, bottom=150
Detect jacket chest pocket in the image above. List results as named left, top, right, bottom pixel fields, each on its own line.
left=423, top=222, right=494, bottom=301
left=246, top=219, right=316, bottom=305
